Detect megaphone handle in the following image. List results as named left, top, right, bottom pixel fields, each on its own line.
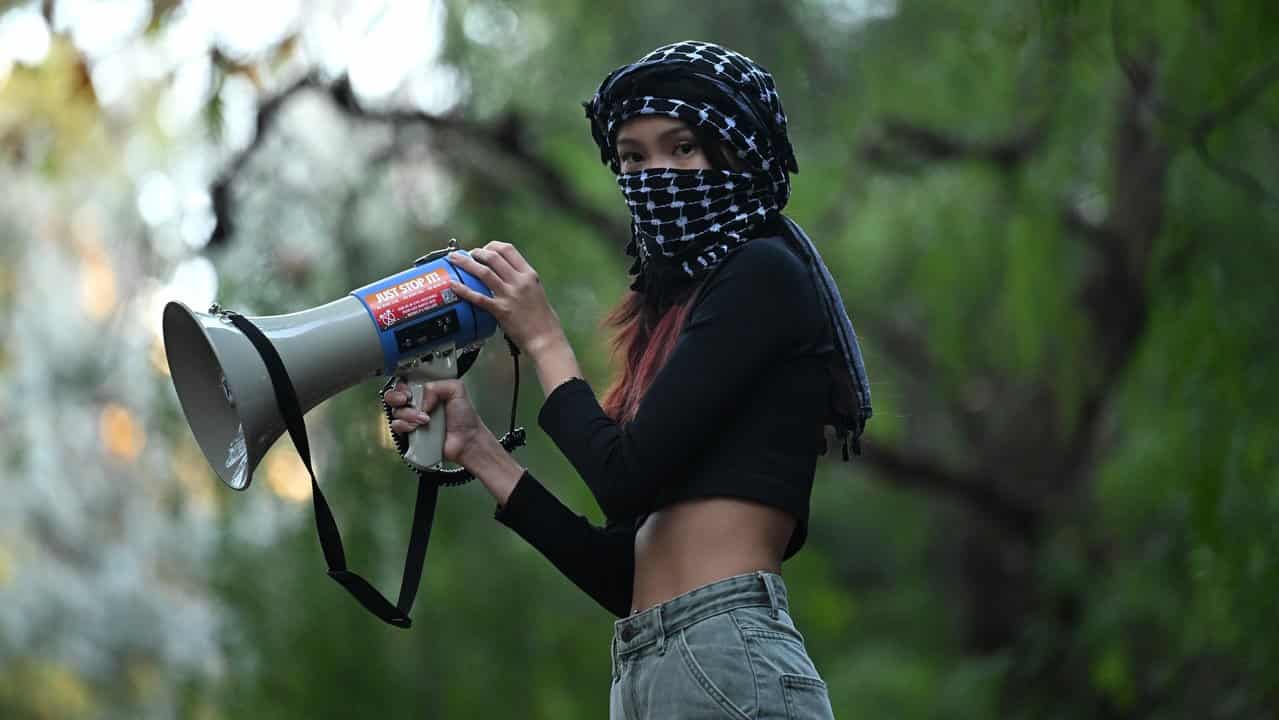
left=404, top=380, right=445, bottom=470
left=400, top=354, right=457, bottom=472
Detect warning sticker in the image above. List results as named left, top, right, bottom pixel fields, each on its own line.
left=362, top=268, right=459, bottom=330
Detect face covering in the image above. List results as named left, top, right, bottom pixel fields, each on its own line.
left=585, top=40, right=874, bottom=453
left=616, top=166, right=773, bottom=278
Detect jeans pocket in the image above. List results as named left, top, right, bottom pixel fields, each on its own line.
left=734, top=607, right=809, bottom=646
left=780, top=674, right=835, bottom=720
left=676, top=613, right=757, bottom=719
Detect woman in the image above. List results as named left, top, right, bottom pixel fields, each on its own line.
left=385, top=40, right=871, bottom=719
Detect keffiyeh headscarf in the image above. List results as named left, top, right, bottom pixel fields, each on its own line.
left=585, top=40, right=873, bottom=453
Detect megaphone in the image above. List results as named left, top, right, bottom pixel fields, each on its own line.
left=163, top=243, right=497, bottom=490
left=162, top=241, right=520, bottom=628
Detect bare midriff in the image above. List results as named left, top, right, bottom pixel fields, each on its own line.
left=631, top=497, right=796, bottom=614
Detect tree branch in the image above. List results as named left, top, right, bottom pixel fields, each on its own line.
left=1189, top=57, right=1279, bottom=208
left=859, top=118, right=1045, bottom=174
left=859, top=438, right=1038, bottom=537
left=1112, top=0, right=1279, bottom=207
left=209, top=74, right=626, bottom=247
left=1061, top=55, right=1169, bottom=477
left=1192, top=60, right=1279, bottom=138
left=855, top=310, right=994, bottom=450
left=209, top=73, right=319, bottom=245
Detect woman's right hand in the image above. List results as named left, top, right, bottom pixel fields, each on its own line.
left=446, top=242, right=567, bottom=359
left=447, top=242, right=586, bottom=397
left=385, top=379, right=490, bottom=466
left=384, top=379, right=525, bottom=505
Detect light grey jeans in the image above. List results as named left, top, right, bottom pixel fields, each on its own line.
left=609, top=571, right=835, bottom=719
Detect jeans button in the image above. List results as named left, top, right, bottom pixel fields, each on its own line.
left=620, top=625, right=638, bottom=643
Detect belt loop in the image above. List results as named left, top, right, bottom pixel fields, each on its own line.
left=611, top=629, right=619, bottom=680
left=655, top=606, right=667, bottom=656
left=759, top=571, right=780, bottom=620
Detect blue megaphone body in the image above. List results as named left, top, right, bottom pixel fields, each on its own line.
left=350, top=247, right=498, bottom=376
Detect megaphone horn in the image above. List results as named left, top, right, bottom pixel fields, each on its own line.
left=162, top=295, right=383, bottom=490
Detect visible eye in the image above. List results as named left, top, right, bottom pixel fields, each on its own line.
left=619, top=151, right=643, bottom=165
left=674, top=140, right=698, bottom=156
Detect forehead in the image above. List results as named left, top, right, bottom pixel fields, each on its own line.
left=616, top=116, right=693, bottom=143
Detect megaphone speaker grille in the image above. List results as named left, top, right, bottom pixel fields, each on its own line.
left=163, top=301, right=255, bottom=490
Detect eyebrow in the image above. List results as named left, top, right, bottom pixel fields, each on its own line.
left=616, top=126, right=697, bottom=146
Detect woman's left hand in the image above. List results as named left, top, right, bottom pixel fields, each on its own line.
left=447, top=242, right=566, bottom=358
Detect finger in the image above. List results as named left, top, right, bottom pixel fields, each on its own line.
left=470, top=247, right=519, bottom=284
left=420, top=379, right=463, bottom=414
left=485, top=241, right=533, bottom=274
left=449, top=251, right=508, bottom=292
left=384, top=382, right=411, bottom=406
left=447, top=277, right=497, bottom=311
left=391, top=419, right=421, bottom=434
left=417, top=382, right=447, bottom=414
left=393, top=406, right=430, bottom=424
left=388, top=406, right=429, bottom=434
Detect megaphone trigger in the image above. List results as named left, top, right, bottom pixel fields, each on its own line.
left=399, top=347, right=458, bottom=473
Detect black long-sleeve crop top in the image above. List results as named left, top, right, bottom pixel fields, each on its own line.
left=494, top=232, right=835, bottom=617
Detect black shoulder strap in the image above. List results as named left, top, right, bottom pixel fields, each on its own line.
left=226, top=312, right=435, bottom=628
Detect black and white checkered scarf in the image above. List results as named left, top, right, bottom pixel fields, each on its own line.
left=585, top=40, right=872, bottom=452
